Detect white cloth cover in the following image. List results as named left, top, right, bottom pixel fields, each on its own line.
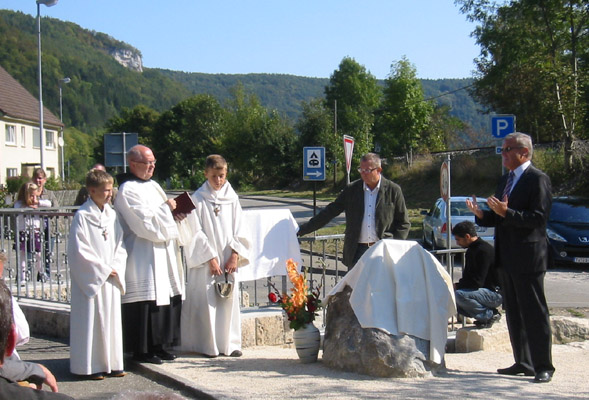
left=114, top=179, right=184, bottom=305
left=179, top=181, right=251, bottom=356
left=325, top=239, right=456, bottom=364
left=67, top=199, right=127, bottom=375
left=238, top=208, right=302, bottom=281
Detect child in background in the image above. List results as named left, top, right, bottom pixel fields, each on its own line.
left=68, top=169, right=127, bottom=380
left=13, top=182, right=42, bottom=284
left=180, top=154, right=250, bottom=358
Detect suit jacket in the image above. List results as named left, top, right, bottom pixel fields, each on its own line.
left=476, top=164, right=552, bottom=275
left=298, top=177, right=410, bottom=266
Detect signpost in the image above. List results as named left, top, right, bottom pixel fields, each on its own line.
left=303, top=147, right=326, bottom=216
left=491, top=114, right=516, bottom=138
left=104, top=132, right=138, bottom=172
left=343, top=135, right=354, bottom=184
left=440, top=156, right=452, bottom=251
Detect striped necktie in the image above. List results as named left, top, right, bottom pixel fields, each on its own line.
left=502, top=171, right=515, bottom=200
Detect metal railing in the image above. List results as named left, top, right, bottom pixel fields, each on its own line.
left=1, top=208, right=465, bottom=315
left=1, top=207, right=75, bottom=302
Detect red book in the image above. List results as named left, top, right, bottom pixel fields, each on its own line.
left=172, top=191, right=196, bottom=217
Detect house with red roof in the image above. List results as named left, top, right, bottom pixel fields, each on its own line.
left=0, top=64, right=63, bottom=186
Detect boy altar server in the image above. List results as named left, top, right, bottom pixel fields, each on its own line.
left=180, top=155, right=250, bottom=357
left=68, top=169, right=127, bottom=379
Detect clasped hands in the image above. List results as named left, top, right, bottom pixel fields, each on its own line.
left=466, top=194, right=509, bottom=218
left=209, top=252, right=238, bottom=276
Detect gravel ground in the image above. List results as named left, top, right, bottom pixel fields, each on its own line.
left=150, top=339, right=589, bottom=400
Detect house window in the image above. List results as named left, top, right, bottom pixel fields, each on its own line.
left=46, top=130, right=55, bottom=149
left=5, top=125, right=16, bottom=145
left=33, top=128, right=40, bottom=148
left=6, top=168, right=18, bottom=178
left=20, top=126, right=26, bottom=147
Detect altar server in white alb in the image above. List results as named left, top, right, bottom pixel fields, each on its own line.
left=181, top=154, right=250, bottom=358
left=115, top=145, right=187, bottom=365
left=68, top=169, right=127, bottom=379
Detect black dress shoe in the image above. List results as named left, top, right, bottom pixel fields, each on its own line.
left=133, top=353, right=163, bottom=365
left=497, top=364, right=535, bottom=376
left=534, top=370, right=553, bottom=383
left=229, top=350, right=243, bottom=357
left=155, top=350, right=177, bottom=361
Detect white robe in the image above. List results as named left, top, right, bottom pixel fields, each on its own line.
left=68, top=199, right=127, bottom=375
left=11, top=298, right=30, bottom=360
left=114, top=179, right=184, bottom=305
left=179, top=181, right=250, bottom=356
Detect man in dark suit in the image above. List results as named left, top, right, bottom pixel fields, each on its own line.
left=466, top=132, right=554, bottom=383
left=297, top=152, right=410, bottom=269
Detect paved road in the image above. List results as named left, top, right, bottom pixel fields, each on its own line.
left=239, top=195, right=589, bottom=309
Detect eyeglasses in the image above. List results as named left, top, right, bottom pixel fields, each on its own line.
left=133, top=159, right=157, bottom=166
left=500, top=146, right=523, bottom=153
left=357, top=167, right=378, bottom=174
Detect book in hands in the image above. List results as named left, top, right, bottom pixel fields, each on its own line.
left=172, top=191, right=196, bottom=217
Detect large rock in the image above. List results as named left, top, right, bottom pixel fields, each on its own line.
left=322, top=285, right=444, bottom=378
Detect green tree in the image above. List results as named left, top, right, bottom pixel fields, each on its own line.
left=222, top=84, right=298, bottom=188
left=296, top=98, right=338, bottom=181
left=376, top=57, right=434, bottom=164
left=456, top=0, right=589, bottom=170
left=151, top=95, right=225, bottom=185
left=324, top=57, right=381, bottom=165
left=65, top=127, right=97, bottom=183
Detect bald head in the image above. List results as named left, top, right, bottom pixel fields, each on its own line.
left=128, top=145, right=156, bottom=180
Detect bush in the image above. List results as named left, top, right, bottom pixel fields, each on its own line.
left=5, top=176, right=29, bottom=194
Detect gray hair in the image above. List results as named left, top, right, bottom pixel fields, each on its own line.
left=505, top=132, right=533, bottom=158
left=361, top=153, right=381, bottom=168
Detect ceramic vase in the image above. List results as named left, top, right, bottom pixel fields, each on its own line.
left=293, top=322, right=320, bottom=363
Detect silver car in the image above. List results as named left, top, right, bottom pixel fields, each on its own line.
left=422, top=196, right=495, bottom=249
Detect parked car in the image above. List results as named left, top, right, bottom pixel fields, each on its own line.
left=422, top=196, right=495, bottom=249
left=547, top=196, right=589, bottom=268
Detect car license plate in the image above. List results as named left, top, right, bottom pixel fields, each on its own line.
left=574, top=257, right=589, bottom=263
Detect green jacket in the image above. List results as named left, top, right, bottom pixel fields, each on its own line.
left=298, top=177, right=410, bottom=267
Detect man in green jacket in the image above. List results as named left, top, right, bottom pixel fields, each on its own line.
left=298, top=153, right=410, bottom=269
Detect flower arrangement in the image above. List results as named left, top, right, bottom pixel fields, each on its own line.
left=269, top=258, right=322, bottom=331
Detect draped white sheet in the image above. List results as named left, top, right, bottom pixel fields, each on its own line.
left=325, top=239, right=456, bottom=364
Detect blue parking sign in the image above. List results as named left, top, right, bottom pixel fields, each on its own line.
left=491, top=115, right=516, bottom=138
left=303, top=147, right=325, bottom=181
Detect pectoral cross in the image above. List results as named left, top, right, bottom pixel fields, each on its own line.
left=102, top=227, right=108, bottom=241
left=214, top=204, right=220, bottom=216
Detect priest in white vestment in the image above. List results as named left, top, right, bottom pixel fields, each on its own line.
left=115, top=145, right=185, bottom=364
left=180, top=155, right=250, bottom=357
left=68, top=169, right=127, bottom=378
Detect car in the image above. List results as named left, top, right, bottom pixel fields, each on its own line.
left=547, top=196, right=589, bottom=268
left=421, top=196, right=495, bottom=249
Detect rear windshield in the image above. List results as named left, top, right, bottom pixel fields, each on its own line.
left=449, top=201, right=490, bottom=216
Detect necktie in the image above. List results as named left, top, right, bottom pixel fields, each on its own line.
left=502, top=171, right=515, bottom=199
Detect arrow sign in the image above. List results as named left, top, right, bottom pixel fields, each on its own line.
left=303, top=147, right=326, bottom=181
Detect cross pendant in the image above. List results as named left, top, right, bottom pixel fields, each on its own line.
left=214, top=206, right=220, bottom=216
left=102, top=228, right=108, bottom=241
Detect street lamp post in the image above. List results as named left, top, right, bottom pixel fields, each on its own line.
left=36, top=0, right=59, bottom=171
left=58, top=77, right=70, bottom=181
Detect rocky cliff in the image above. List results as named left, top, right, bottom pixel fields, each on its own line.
left=108, top=47, right=143, bottom=72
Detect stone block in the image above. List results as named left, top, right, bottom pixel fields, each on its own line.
left=255, top=315, right=285, bottom=346
left=241, top=316, right=256, bottom=348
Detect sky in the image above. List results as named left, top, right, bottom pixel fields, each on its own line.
left=1, top=0, right=480, bottom=80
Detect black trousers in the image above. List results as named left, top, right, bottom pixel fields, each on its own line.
left=122, top=295, right=182, bottom=355
left=499, top=269, right=554, bottom=373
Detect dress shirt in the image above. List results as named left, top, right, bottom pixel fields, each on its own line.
left=358, top=179, right=381, bottom=243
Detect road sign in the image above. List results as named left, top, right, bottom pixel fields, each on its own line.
left=491, top=115, right=516, bottom=138
left=440, top=161, right=450, bottom=202
left=343, top=135, right=354, bottom=174
left=303, top=147, right=325, bottom=181
left=104, top=132, right=138, bottom=169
